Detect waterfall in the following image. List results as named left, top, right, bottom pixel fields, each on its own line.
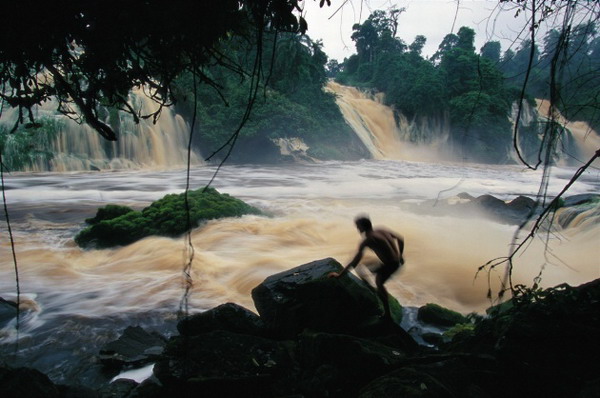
left=510, top=99, right=600, bottom=166
left=0, top=90, right=202, bottom=172
left=329, top=80, right=599, bottom=166
left=535, top=99, right=600, bottom=166
left=325, top=81, right=450, bottom=162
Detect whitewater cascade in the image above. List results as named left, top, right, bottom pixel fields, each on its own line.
left=326, top=81, right=450, bottom=162
left=330, top=81, right=600, bottom=166
left=509, top=99, right=600, bottom=167
left=0, top=90, right=202, bottom=172
left=535, top=99, right=600, bottom=166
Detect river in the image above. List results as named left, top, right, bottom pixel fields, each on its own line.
left=1, top=159, right=599, bottom=385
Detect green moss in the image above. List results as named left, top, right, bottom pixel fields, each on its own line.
left=417, top=303, right=467, bottom=327
left=84, top=204, right=134, bottom=225
left=443, top=322, right=476, bottom=341
left=75, top=187, right=262, bottom=249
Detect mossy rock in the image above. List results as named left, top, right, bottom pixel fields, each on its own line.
left=251, top=258, right=404, bottom=338
left=84, top=204, right=134, bottom=225
left=75, top=187, right=262, bottom=248
left=417, top=303, right=467, bottom=328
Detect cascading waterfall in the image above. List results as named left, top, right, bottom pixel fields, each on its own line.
left=535, top=99, right=600, bottom=166
left=326, top=81, right=451, bottom=162
left=507, top=99, right=600, bottom=166
left=0, top=90, right=202, bottom=172
left=330, top=81, right=600, bottom=166
left=325, top=82, right=401, bottom=159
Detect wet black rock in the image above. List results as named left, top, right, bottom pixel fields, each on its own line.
left=0, top=366, right=60, bottom=398
left=251, top=257, right=403, bottom=338
left=0, top=297, right=18, bottom=328
left=98, top=326, right=166, bottom=371
left=177, top=302, right=265, bottom=337
left=154, top=330, right=295, bottom=397
left=415, top=193, right=537, bottom=225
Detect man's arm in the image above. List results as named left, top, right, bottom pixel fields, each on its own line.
left=394, top=233, right=404, bottom=256
left=329, top=242, right=366, bottom=278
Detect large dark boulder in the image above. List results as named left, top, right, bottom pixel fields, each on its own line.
left=358, top=355, right=500, bottom=398
left=297, top=331, right=409, bottom=397
left=154, top=330, right=296, bottom=397
left=251, top=258, right=403, bottom=338
left=0, top=366, right=60, bottom=398
left=177, top=302, right=266, bottom=337
left=416, top=193, right=538, bottom=225
left=506, top=195, right=535, bottom=214
left=98, top=326, right=166, bottom=372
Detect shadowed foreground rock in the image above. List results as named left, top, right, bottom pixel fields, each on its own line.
left=251, top=258, right=403, bottom=337
left=98, top=326, right=167, bottom=372
left=2, top=259, right=599, bottom=397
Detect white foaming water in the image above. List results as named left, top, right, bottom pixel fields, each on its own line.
left=0, top=90, right=203, bottom=172
left=1, top=160, right=598, bottom=316
left=0, top=160, right=598, bottom=385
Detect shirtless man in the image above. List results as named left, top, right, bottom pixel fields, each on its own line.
left=329, top=215, right=405, bottom=321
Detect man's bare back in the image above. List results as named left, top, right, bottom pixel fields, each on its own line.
left=362, top=228, right=404, bottom=267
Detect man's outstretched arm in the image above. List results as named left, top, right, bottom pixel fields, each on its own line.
left=329, top=243, right=365, bottom=278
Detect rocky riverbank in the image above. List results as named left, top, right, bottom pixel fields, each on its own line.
left=1, top=258, right=599, bottom=397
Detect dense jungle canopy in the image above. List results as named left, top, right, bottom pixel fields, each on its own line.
left=0, top=0, right=309, bottom=141
left=336, top=6, right=600, bottom=164
left=1, top=1, right=598, bottom=167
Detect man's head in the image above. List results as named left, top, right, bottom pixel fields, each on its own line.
left=354, top=215, right=372, bottom=233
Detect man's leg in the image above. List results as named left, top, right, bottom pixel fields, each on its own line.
left=375, top=271, right=392, bottom=320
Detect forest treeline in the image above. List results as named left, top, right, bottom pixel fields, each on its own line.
left=332, top=9, right=600, bottom=163
left=1, top=5, right=598, bottom=168
left=171, top=32, right=367, bottom=163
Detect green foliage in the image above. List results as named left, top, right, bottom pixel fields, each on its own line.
left=75, top=187, right=263, bottom=249
left=443, top=322, right=476, bottom=341
left=0, top=118, right=63, bottom=170
left=480, top=41, right=501, bottom=63
left=501, top=22, right=600, bottom=131
left=1, top=1, right=308, bottom=141
left=481, top=282, right=599, bottom=340
left=173, top=31, right=358, bottom=162
left=417, top=303, right=468, bottom=327
left=338, top=10, right=517, bottom=162
left=84, top=204, right=135, bottom=225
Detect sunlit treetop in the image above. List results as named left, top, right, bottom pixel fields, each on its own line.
left=0, top=0, right=312, bottom=140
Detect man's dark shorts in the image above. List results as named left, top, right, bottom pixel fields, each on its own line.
left=376, top=259, right=403, bottom=281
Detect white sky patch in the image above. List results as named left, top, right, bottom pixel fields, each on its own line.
left=301, top=0, right=533, bottom=61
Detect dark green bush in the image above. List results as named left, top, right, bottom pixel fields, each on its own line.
left=84, top=204, right=134, bottom=225
left=75, top=187, right=262, bottom=249
left=417, top=303, right=468, bottom=327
